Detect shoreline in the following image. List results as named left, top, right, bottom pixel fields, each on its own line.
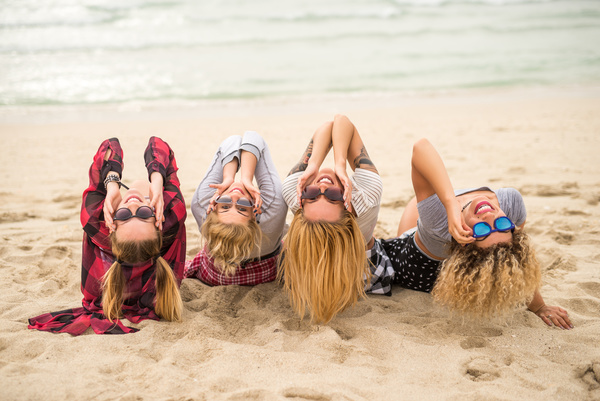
left=2, top=84, right=600, bottom=125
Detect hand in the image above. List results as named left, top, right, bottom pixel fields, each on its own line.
left=103, top=183, right=122, bottom=233
left=446, top=199, right=474, bottom=246
left=241, top=177, right=263, bottom=216
left=535, top=305, right=573, bottom=330
left=295, top=163, right=319, bottom=205
left=334, top=165, right=352, bottom=212
left=149, top=172, right=165, bottom=230
left=207, top=176, right=234, bottom=214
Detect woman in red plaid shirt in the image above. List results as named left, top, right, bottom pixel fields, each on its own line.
left=28, top=137, right=186, bottom=335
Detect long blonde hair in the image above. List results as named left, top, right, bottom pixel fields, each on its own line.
left=432, top=230, right=540, bottom=317
left=278, top=209, right=370, bottom=324
left=102, top=231, right=183, bottom=322
left=201, top=211, right=261, bottom=276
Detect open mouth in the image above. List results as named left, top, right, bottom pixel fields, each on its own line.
left=475, top=201, right=494, bottom=215
left=316, top=176, right=334, bottom=185
left=125, top=195, right=144, bottom=203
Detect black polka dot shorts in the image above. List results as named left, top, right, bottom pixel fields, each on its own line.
left=380, top=231, right=441, bottom=293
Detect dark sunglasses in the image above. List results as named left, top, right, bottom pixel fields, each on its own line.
left=113, top=206, right=155, bottom=221
left=215, top=195, right=254, bottom=209
left=301, top=185, right=344, bottom=203
left=472, top=216, right=515, bottom=240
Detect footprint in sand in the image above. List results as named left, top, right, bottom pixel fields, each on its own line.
left=227, top=389, right=277, bottom=400
left=282, top=387, right=332, bottom=401
left=381, top=198, right=408, bottom=209
left=550, top=229, right=575, bottom=245
left=577, top=282, right=600, bottom=298
left=463, top=357, right=501, bottom=382
left=328, top=323, right=355, bottom=341
left=42, top=245, right=71, bottom=260
left=460, top=337, right=488, bottom=349
left=520, top=182, right=579, bottom=197
left=0, top=212, right=35, bottom=223
left=576, top=362, right=600, bottom=390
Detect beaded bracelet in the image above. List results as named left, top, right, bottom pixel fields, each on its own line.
left=104, top=174, right=130, bottom=190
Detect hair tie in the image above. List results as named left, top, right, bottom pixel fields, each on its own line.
left=116, top=258, right=124, bottom=264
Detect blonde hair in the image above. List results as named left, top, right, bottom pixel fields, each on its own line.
left=201, top=211, right=261, bottom=276
left=102, top=231, right=183, bottom=322
left=432, top=230, right=540, bottom=317
left=278, top=209, right=370, bottom=324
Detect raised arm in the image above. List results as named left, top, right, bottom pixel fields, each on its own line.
left=411, top=138, right=472, bottom=245
left=289, top=121, right=333, bottom=176
left=292, top=121, right=334, bottom=202
left=332, top=114, right=378, bottom=174
left=81, top=138, right=124, bottom=249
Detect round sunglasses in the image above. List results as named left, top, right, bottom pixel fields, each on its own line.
left=300, top=185, right=344, bottom=203
left=113, top=206, right=155, bottom=221
left=472, top=216, right=515, bottom=240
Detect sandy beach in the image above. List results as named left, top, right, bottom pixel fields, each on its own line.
left=1, top=88, right=599, bottom=400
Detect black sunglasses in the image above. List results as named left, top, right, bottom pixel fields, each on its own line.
left=113, top=206, right=155, bottom=221
left=301, top=185, right=344, bottom=202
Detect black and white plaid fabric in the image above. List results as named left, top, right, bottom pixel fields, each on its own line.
left=365, top=238, right=395, bottom=296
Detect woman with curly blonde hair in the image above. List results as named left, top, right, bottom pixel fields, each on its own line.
left=279, top=115, right=389, bottom=324
left=185, top=131, right=287, bottom=286
left=377, top=138, right=573, bottom=329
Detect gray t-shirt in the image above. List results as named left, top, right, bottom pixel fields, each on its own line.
left=191, top=132, right=288, bottom=259
left=416, top=187, right=527, bottom=259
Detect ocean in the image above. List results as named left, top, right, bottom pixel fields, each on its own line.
left=1, top=0, right=599, bottom=107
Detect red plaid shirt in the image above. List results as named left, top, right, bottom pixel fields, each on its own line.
left=29, top=137, right=186, bottom=335
left=184, top=246, right=278, bottom=286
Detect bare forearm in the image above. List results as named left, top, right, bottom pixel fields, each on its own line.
left=331, top=115, right=353, bottom=169
left=527, top=289, right=545, bottom=313
left=223, top=159, right=239, bottom=182
left=411, top=138, right=455, bottom=204
left=240, top=150, right=258, bottom=182
left=288, top=122, right=332, bottom=175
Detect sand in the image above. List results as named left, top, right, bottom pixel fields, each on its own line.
left=1, top=87, right=599, bottom=401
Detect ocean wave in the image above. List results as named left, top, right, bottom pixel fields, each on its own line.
left=2, top=21, right=599, bottom=54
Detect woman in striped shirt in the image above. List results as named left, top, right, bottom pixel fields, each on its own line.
left=280, top=115, right=387, bottom=324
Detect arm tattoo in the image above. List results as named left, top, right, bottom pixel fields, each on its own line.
left=288, top=139, right=313, bottom=176
left=353, top=146, right=378, bottom=173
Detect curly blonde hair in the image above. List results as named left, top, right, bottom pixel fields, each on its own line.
left=432, top=230, right=541, bottom=317
left=201, top=211, right=261, bottom=276
left=278, top=209, right=370, bottom=324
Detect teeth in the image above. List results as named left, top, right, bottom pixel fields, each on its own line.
left=318, top=178, right=333, bottom=184
left=476, top=204, right=492, bottom=213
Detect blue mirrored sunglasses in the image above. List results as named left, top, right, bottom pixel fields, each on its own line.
left=472, top=216, right=515, bottom=240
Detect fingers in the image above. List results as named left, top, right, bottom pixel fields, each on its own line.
left=103, top=203, right=116, bottom=233
left=155, top=209, right=164, bottom=230
left=539, top=309, right=574, bottom=330
left=253, top=192, right=263, bottom=215
left=207, top=190, right=220, bottom=215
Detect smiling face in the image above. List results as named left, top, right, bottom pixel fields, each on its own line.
left=216, top=181, right=254, bottom=225
left=461, top=195, right=513, bottom=248
left=114, top=189, right=158, bottom=242
left=301, top=168, right=345, bottom=223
